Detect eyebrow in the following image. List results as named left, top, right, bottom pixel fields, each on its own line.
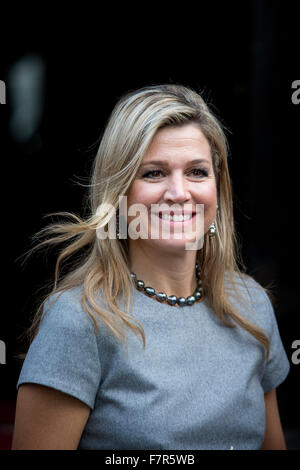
left=140, top=158, right=210, bottom=167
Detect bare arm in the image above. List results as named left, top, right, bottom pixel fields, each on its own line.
left=11, top=383, right=91, bottom=450
left=261, top=388, right=287, bottom=450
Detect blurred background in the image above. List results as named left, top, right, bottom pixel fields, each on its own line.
left=0, top=1, right=299, bottom=450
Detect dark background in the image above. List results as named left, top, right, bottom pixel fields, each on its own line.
left=0, top=1, right=299, bottom=450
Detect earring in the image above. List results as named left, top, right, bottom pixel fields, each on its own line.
left=209, top=222, right=216, bottom=237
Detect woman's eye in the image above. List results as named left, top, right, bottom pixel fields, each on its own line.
left=142, top=168, right=208, bottom=179
left=142, top=170, right=163, bottom=179
left=192, top=168, right=208, bottom=177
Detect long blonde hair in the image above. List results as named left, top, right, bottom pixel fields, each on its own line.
left=18, top=84, right=270, bottom=360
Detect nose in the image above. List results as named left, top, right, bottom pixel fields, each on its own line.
left=163, top=171, right=191, bottom=204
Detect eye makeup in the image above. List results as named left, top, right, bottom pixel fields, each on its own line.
left=141, top=167, right=209, bottom=179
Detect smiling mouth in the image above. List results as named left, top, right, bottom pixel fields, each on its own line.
left=157, top=212, right=196, bottom=222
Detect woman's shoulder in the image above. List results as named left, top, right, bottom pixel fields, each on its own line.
left=225, top=271, right=276, bottom=329
left=44, top=285, right=83, bottom=310
left=41, top=284, right=111, bottom=334
left=226, top=270, right=271, bottom=301
left=19, top=284, right=102, bottom=409
left=41, top=285, right=95, bottom=331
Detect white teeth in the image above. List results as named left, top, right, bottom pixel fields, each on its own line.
left=161, top=214, right=193, bottom=221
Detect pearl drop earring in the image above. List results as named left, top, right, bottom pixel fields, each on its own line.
left=209, top=222, right=216, bottom=237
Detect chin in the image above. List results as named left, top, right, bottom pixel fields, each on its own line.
left=146, top=236, right=203, bottom=252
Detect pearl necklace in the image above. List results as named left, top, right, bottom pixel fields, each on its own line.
left=130, top=262, right=202, bottom=307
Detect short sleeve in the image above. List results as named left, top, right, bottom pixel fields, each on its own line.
left=17, top=289, right=102, bottom=409
left=260, top=292, right=290, bottom=394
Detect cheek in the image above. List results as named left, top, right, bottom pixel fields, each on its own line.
left=197, top=184, right=217, bottom=230
left=125, top=183, right=153, bottom=222
left=196, top=183, right=217, bottom=210
left=127, top=182, right=157, bottom=206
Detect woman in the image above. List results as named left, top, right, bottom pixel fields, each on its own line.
left=12, top=84, right=290, bottom=450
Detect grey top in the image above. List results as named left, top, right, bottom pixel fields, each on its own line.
left=17, top=275, right=290, bottom=450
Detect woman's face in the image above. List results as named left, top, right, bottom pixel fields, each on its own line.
left=125, top=123, right=218, bottom=253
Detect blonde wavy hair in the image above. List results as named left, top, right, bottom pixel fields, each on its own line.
left=18, top=84, right=270, bottom=360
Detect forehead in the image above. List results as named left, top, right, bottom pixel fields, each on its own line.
left=142, top=123, right=211, bottom=163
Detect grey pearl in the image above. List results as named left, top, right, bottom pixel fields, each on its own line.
left=130, top=273, right=136, bottom=280
left=136, top=280, right=145, bottom=289
left=187, top=295, right=196, bottom=305
left=156, top=292, right=167, bottom=302
left=194, top=291, right=202, bottom=300
left=178, top=297, right=187, bottom=307
left=145, top=287, right=155, bottom=296
left=167, top=295, right=178, bottom=306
